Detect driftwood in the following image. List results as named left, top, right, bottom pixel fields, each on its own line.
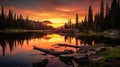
left=34, top=46, right=61, bottom=56
left=33, top=46, right=100, bottom=66
left=56, top=43, right=81, bottom=48
left=33, top=46, right=74, bottom=56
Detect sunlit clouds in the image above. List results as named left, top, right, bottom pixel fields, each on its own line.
left=0, top=0, right=111, bottom=28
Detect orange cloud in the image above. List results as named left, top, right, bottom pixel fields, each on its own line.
left=0, top=0, right=111, bottom=28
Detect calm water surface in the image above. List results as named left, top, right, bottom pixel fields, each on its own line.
left=0, top=32, right=119, bottom=67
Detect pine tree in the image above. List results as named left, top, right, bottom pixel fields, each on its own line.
left=94, top=13, right=100, bottom=31
left=7, top=9, right=14, bottom=28
left=64, top=23, right=68, bottom=29
left=106, top=3, right=109, bottom=17
left=100, top=0, right=104, bottom=30
left=88, top=5, right=93, bottom=30
left=110, top=0, right=120, bottom=29
left=68, top=19, right=72, bottom=29
left=0, top=6, right=6, bottom=29
left=84, top=16, right=87, bottom=29
left=75, top=13, right=79, bottom=29
left=104, top=3, right=111, bottom=30
left=84, top=16, right=89, bottom=33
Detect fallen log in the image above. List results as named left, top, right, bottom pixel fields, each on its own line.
left=56, top=43, right=81, bottom=48
left=34, top=46, right=61, bottom=56
left=33, top=46, right=74, bottom=56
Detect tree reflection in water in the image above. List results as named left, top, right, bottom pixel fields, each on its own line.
left=0, top=32, right=120, bottom=67
left=0, top=32, right=46, bottom=56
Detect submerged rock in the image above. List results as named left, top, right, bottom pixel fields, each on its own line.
left=76, top=46, right=94, bottom=54
left=63, top=49, right=74, bottom=54
left=59, top=55, right=73, bottom=65
left=73, top=54, right=89, bottom=65
left=60, top=54, right=88, bottom=65
left=32, top=59, right=49, bottom=67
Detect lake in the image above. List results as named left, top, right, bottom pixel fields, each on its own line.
left=0, top=32, right=120, bottom=67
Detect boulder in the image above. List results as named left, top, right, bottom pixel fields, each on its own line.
left=59, top=55, right=73, bottom=65
left=76, top=46, right=94, bottom=54
left=91, top=56, right=103, bottom=62
left=103, top=30, right=120, bottom=39
left=95, top=46, right=106, bottom=52
left=63, top=49, right=74, bottom=54
left=73, top=54, right=89, bottom=65
left=32, top=59, right=49, bottom=67
left=87, top=51, right=96, bottom=56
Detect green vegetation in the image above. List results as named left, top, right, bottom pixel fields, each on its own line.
left=100, top=47, right=120, bottom=59
left=0, top=29, right=47, bottom=33
left=78, top=30, right=102, bottom=37
left=89, top=47, right=120, bottom=67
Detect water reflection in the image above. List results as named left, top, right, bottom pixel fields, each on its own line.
left=0, top=32, right=120, bottom=67
left=0, top=32, right=46, bottom=56
left=0, top=33, right=120, bottom=56
left=63, top=35, right=95, bottom=46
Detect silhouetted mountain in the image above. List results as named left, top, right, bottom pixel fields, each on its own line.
left=42, top=20, right=52, bottom=25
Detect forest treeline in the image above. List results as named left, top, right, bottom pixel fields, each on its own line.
left=65, top=0, right=120, bottom=32
left=0, top=0, right=120, bottom=31
left=0, top=6, right=53, bottom=30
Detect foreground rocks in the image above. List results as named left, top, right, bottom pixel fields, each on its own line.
left=34, top=44, right=120, bottom=67
left=57, top=43, right=108, bottom=66
left=32, top=59, right=49, bottom=67
left=103, top=29, right=120, bottom=39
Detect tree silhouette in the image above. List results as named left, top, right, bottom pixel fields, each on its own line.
left=0, top=6, right=54, bottom=30
left=0, top=6, right=6, bottom=29
left=88, top=5, right=93, bottom=30
left=106, top=3, right=109, bottom=16
left=75, top=13, right=79, bottom=29
left=104, top=3, right=111, bottom=30
left=94, top=13, right=100, bottom=31
left=1, top=0, right=120, bottom=31
left=64, top=23, right=68, bottom=29
left=110, top=0, right=120, bottom=29
left=100, top=0, right=104, bottom=30
left=68, top=19, right=72, bottom=29
left=83, top=16, right=89, bottom=33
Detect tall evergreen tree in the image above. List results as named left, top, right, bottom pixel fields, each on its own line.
left=94, top=13, right=100, bottom=31
left=104, top=3, right=111, bottom=30
left=70, top=19, right=72, bottom=28
left=0, top=6, right=6, bottom=29
left=75, top=13, right=79, bottom=29
left=68, top=19, right=72, bottom=29
left=88, top=5, right=93, bottom=30
left=64, top=23, right=68, bottom=29
left=110, top=0, right=120, bottom=29
left=7, top=9, right=14, bottom=28
left=84, top=16, right=87, bottom=29
left=100, top=0, right=104, bottom=30
left=106, top=3, right=109, bottom=17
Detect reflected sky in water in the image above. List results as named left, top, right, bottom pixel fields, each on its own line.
left=0, top=32, right=119, bottom=67
left=0, top=32, right=90, bottom=67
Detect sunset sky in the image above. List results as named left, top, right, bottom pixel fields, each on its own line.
left=0, top=0, right=111, bottom=28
